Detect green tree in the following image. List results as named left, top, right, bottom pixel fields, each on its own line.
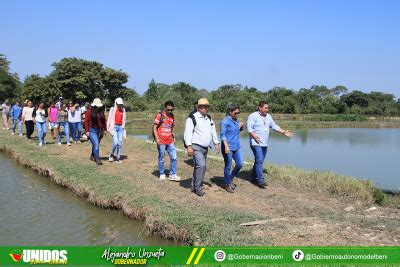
left=0, top=54, right=10, bottom=73
left=22, top=74, right=59, bottom=104
left=331, top=85, right=348, bottom=97
left=341, top=90, right=369, bottom=108
left=265, top=87, right=299, bottom=113
left=0, top=54, right=21, bottom=102
left=296, top=88, right=321, bottom=113
left=145, top=79, right=159, bottom=102
left=48, top=57, right=130, bottom=105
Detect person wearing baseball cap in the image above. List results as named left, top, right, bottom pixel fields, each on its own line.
left=56, top=97, right=64, bottom=109
left=84, top=98, right=106, bottom=165
left=107, top=97, right=126, bottom=163
left=184, top=98, right=220, bottom=196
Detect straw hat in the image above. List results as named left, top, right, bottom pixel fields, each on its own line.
left=91, top=98, right=103, bottom=107
left=197, top=98, right=210, bottom=105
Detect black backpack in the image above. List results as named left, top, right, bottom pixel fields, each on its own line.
left=183, top=111, right=212, bottom=148
left=152, top=111, right=175, bottom=142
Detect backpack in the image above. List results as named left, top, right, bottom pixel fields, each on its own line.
left=183, top=111, right=212, bottom=148
left=152, top=111, right=175, bottom=142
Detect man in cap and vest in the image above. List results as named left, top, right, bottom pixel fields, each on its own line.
left=184, top=98, right=220, bottom=196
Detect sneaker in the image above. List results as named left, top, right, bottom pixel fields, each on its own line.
left=95, top=159, right=103, bottom=165
left=159, top=174, right=166, bottom=180
left=58, top=142, right=61, bottom=146
left=39, top=142, right=43, bottom=147
left=229, top=182, right=236, bottom=190
left=19, top=133, right=23, bottom=137
left=67, top=142, right=72, bottom=146
left=11, top=132, right=15, bottom=135
left=77, top=140, right=81, bottom=144
left=223, top=184, right=235, bottom=193
left=90, top=155, right=95, bottom=161
left=230, top=182, right=236, bottom=190
left=168, top=174, right=181, bottom=181
left=109, top=155, right=114, bottom=162
left=115, top=160, right=123, bottom=164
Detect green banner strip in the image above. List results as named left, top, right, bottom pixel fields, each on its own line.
left=1, top=246, right=400, bottom=265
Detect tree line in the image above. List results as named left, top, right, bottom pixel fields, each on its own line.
left=1, top=54, right=399, bottom=115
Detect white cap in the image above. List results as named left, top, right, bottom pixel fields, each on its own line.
left=115, top=97, right=124, bottom=105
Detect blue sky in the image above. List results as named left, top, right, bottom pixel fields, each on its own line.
left=2, top=0, right=399, bottom=96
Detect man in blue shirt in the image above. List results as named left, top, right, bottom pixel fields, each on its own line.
left=247, top=101, right=294, bottom=189
left=10, top=101, right=23, bottom=136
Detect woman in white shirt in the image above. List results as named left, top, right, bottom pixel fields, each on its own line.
left=22, top=100, right=35, bottom=139
left=33, top=102, right=48, bottom=146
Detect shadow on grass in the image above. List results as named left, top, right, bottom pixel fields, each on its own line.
left=151, top=169, right=172, bottom=178
left=99, top=154, right=129, bottom=161
left=183, top=159, right=194, bottom=167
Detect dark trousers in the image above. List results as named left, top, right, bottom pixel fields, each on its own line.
left=25, top=120, right=34, bottom=139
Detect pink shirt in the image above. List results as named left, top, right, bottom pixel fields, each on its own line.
left=49, top=107, right=58, bottom=123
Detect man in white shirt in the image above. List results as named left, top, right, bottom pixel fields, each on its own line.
left=184, top=98, right=220, bottom=196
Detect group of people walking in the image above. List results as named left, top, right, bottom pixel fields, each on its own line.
left=2, top=98, right=89, bottom=146
left=2, top=96, right=293, bottom=197
left=152, top=98, right=293, bottom=197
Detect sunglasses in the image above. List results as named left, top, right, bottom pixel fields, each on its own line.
left=199, top=105, right=210, bottom=109
left=166, top=108, right=174, bottom=111
left=234, top=112, right=241, bottom=115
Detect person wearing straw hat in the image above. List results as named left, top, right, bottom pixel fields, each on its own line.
left=107, top=97, right=127, bottom=163
left=84, top=98, right=106, bottom=165
left=184, top=98, right=220, bottom=196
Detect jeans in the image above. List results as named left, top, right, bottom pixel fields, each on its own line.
left=157, top=143, right=177, bottom=176
left=222, top=146, right=244, bottom=185
left=70, top=122, right=82, bottom=142
left=36, top=121, right=47, bottom=144
left=192, top=144, right=208, bottom=192
left=89, top=128, right=101, bottom=160
left=12, top=118, right=22, bottom=134
left=250, top=145, right=268, bottom=184
left=111, top=125, right=124, bottom=160
left=57, top=122, right=70, bottom=143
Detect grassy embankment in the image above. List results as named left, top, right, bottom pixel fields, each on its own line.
left=0, top=128, right=399, bottom=246
left=127, top=112, right=400, bottom=129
